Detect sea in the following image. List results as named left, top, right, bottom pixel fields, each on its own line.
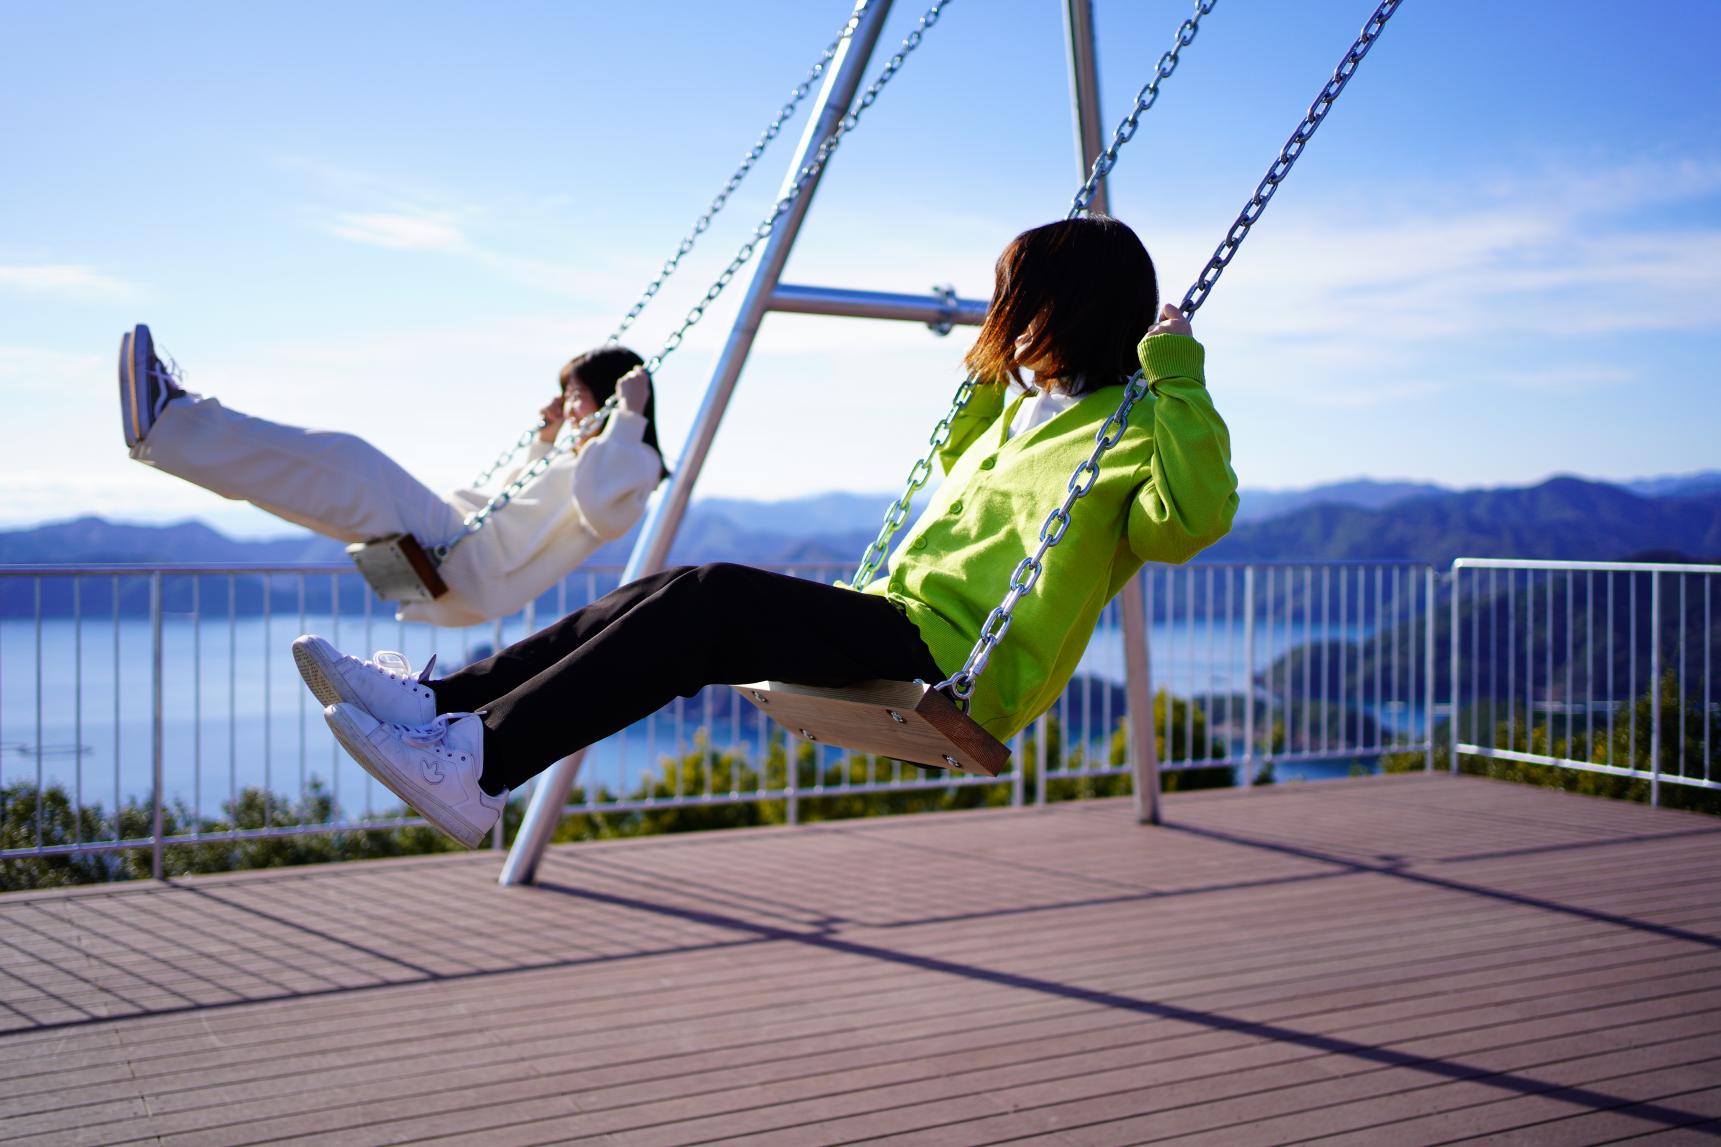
left=0, top=613, right=1426, bottom=822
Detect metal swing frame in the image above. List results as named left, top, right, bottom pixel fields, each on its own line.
left=500, top=0, right=1157, bottom=886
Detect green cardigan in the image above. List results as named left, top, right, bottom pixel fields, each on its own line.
left=859, top=332, right=1238, bottom=740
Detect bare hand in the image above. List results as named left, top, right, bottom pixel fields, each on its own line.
left=1145, top=302, right=1193, bottom=339
left=537, top=396, right=566, bottom=443
left=617, top=366, right=651, bottom=415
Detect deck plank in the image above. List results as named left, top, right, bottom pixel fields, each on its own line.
left=1, top=774, right=1718, bottom=1147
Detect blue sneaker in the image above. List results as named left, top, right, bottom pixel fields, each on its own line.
left=118, top=324, right=183, bottom=448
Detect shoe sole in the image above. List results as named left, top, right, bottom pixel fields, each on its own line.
left=292, top=639, right=350, bottom=710
left=120, top=324, right=154, bottom=449
left=119, top=329, right=139, bottom=448
left=324, top=706, right=489, bottom=849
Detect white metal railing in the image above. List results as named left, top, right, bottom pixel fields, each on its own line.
left=1449, top=559, right=1719, bottom=803
left=0, top=559, right=1440, bottom=883
left=18, top=555, right=1710, bottom=880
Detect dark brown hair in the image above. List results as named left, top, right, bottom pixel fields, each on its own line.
left=963, top=216, right=1158, bottom=396
left=560, top=345, right=669, bottom=480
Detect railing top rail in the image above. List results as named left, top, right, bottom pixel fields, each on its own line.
left=1453, top=557, right=1721, bottom=575
left=1169, top=559, right=1436, bottom=570
left=0, top=559, right=869, bottom=578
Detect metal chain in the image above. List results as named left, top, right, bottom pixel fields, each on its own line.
left=1181, top=0, right=1400, bottom=317
left=467, top=8, right=868, bottom=493
left=849, top=0, right=1215, bottom=593
left=433, top=394, right=622, bottom=560
left=941, top=372, right=1153, bottom=701
left=447, top=0, right=952, bottom=558
left=936, top=0, right=1403, bottom=704
left=640, top=0, right=951, bottom=377
left=1068, top=0, right=1216, bottom=218
left=606, top=8, right=867, bottom=344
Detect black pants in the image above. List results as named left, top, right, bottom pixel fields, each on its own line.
left=430, top=563, right=946, bottom=792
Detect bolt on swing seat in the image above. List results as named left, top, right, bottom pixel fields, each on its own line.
left=738, top=678, right=1011, bottom=776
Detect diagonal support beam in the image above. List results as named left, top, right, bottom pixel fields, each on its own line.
left=501, top=0, right=898, bottom=887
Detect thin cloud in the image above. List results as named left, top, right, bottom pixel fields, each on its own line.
left=326, top=211, right=468, bottom=252
left=0, top=264, right=136, bottom=297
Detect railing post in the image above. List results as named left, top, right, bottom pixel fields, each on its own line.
left=1449, top=564, right=1461, bottom=776
left=1424, top=565, right=1436, bottom=773
left=1242, top=566, right=1256, bottom=787
left=150, top=572, right=165, bottom=881
left=1649, top=569, right=1661, bottom=807
left=786, top=731, right=800, bottom=827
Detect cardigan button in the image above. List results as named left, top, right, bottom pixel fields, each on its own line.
left=948, top=500, right=964, bottom=514
left=979, top=457, right=996, bottom=470
left=911, top=537, right=928, bottom=551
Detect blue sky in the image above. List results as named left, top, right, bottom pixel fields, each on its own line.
left=3, top=0, right=1719, bottom=535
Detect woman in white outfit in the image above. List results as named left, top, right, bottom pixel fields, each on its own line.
left=119, top=325, right=669, bottom=626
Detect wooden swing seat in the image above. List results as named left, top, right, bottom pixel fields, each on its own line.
left=346, top=533, right=449, bottom=603
left=738, top=678, right=1011, bottom=777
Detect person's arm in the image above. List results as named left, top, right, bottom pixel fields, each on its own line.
left=1126, top=307, right=1239, bottom=565
left=569, top=373, right=662, bottom=539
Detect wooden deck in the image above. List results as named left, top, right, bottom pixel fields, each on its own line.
left=3, top=773, right=1720, bottom=1146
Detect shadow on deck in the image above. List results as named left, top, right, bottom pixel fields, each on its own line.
left=3, top=774, right=1720, bottom=1146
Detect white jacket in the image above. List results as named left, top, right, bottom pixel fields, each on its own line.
left=403, top=409, right=662, bottom=626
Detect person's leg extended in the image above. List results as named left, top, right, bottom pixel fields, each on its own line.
left=134, top=394, right=462, bottom=545
left=466, top=563, right=944, bottom=793
left=429, top=566, right=697, bottom=714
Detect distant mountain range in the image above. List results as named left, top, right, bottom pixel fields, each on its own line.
left=3, top=471, right=1719, bottom=571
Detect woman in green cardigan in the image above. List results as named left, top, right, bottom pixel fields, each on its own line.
left=296, top=215, right=1240, bottom=848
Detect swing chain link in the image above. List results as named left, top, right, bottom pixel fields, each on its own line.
left=1181, top=0, right=1400, bottom=317
left=606, top=7, right=868, bottom=345
left=1069, top=0, right=1217, bottom=219
left=853, top=0, right=1215, bottom=592
left=939, top=370, right=1153, bottom=703
left=452, top=0, right=951, bottom=557
left=850, top=375, right=972, bottom=589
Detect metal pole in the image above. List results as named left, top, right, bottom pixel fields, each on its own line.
left=624, top=0, right=894, bottom=584
left=1449, top=564, right=1461, bottom=776
left=1062, top=0, right=1110, bottom=217
left=1242, top=566, right=1256, bottom=787
left=1122, top=575, right=1159, bottom=824
left=1649, top=570, right=1661, bottom=807
left=768, top=283, right=986, bottom=327
left=1424, top=565, right=1436, bottom=773
left=500, top=0, right=895, bottom=887
left=150, top=572, right=164, bottom=881
left=1064, top=2, right=1161, bottom=821
left=1034, top=714, right=1049, bottom=806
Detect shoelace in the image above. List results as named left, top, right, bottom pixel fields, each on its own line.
left=147, top=352, right=186, bottom=416
left=388, top=712, right=477, bottom=758
left=367, top=652, right=437, bottom=688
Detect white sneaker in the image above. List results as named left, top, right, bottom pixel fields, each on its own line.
left=323, top=704, right=503, bottom=849
left=293, top=634, right=437, bottom=726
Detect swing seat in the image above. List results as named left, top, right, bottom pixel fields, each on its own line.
left=347, top=533, right=449, bottom=603
left=738, top=678, right=1011, bottom=777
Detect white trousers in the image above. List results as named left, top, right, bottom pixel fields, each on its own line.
left=133, top=395, right=465, bottom=546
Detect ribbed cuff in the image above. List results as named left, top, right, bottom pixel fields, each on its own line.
left=1136, top=332, right=1206, bottom=385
